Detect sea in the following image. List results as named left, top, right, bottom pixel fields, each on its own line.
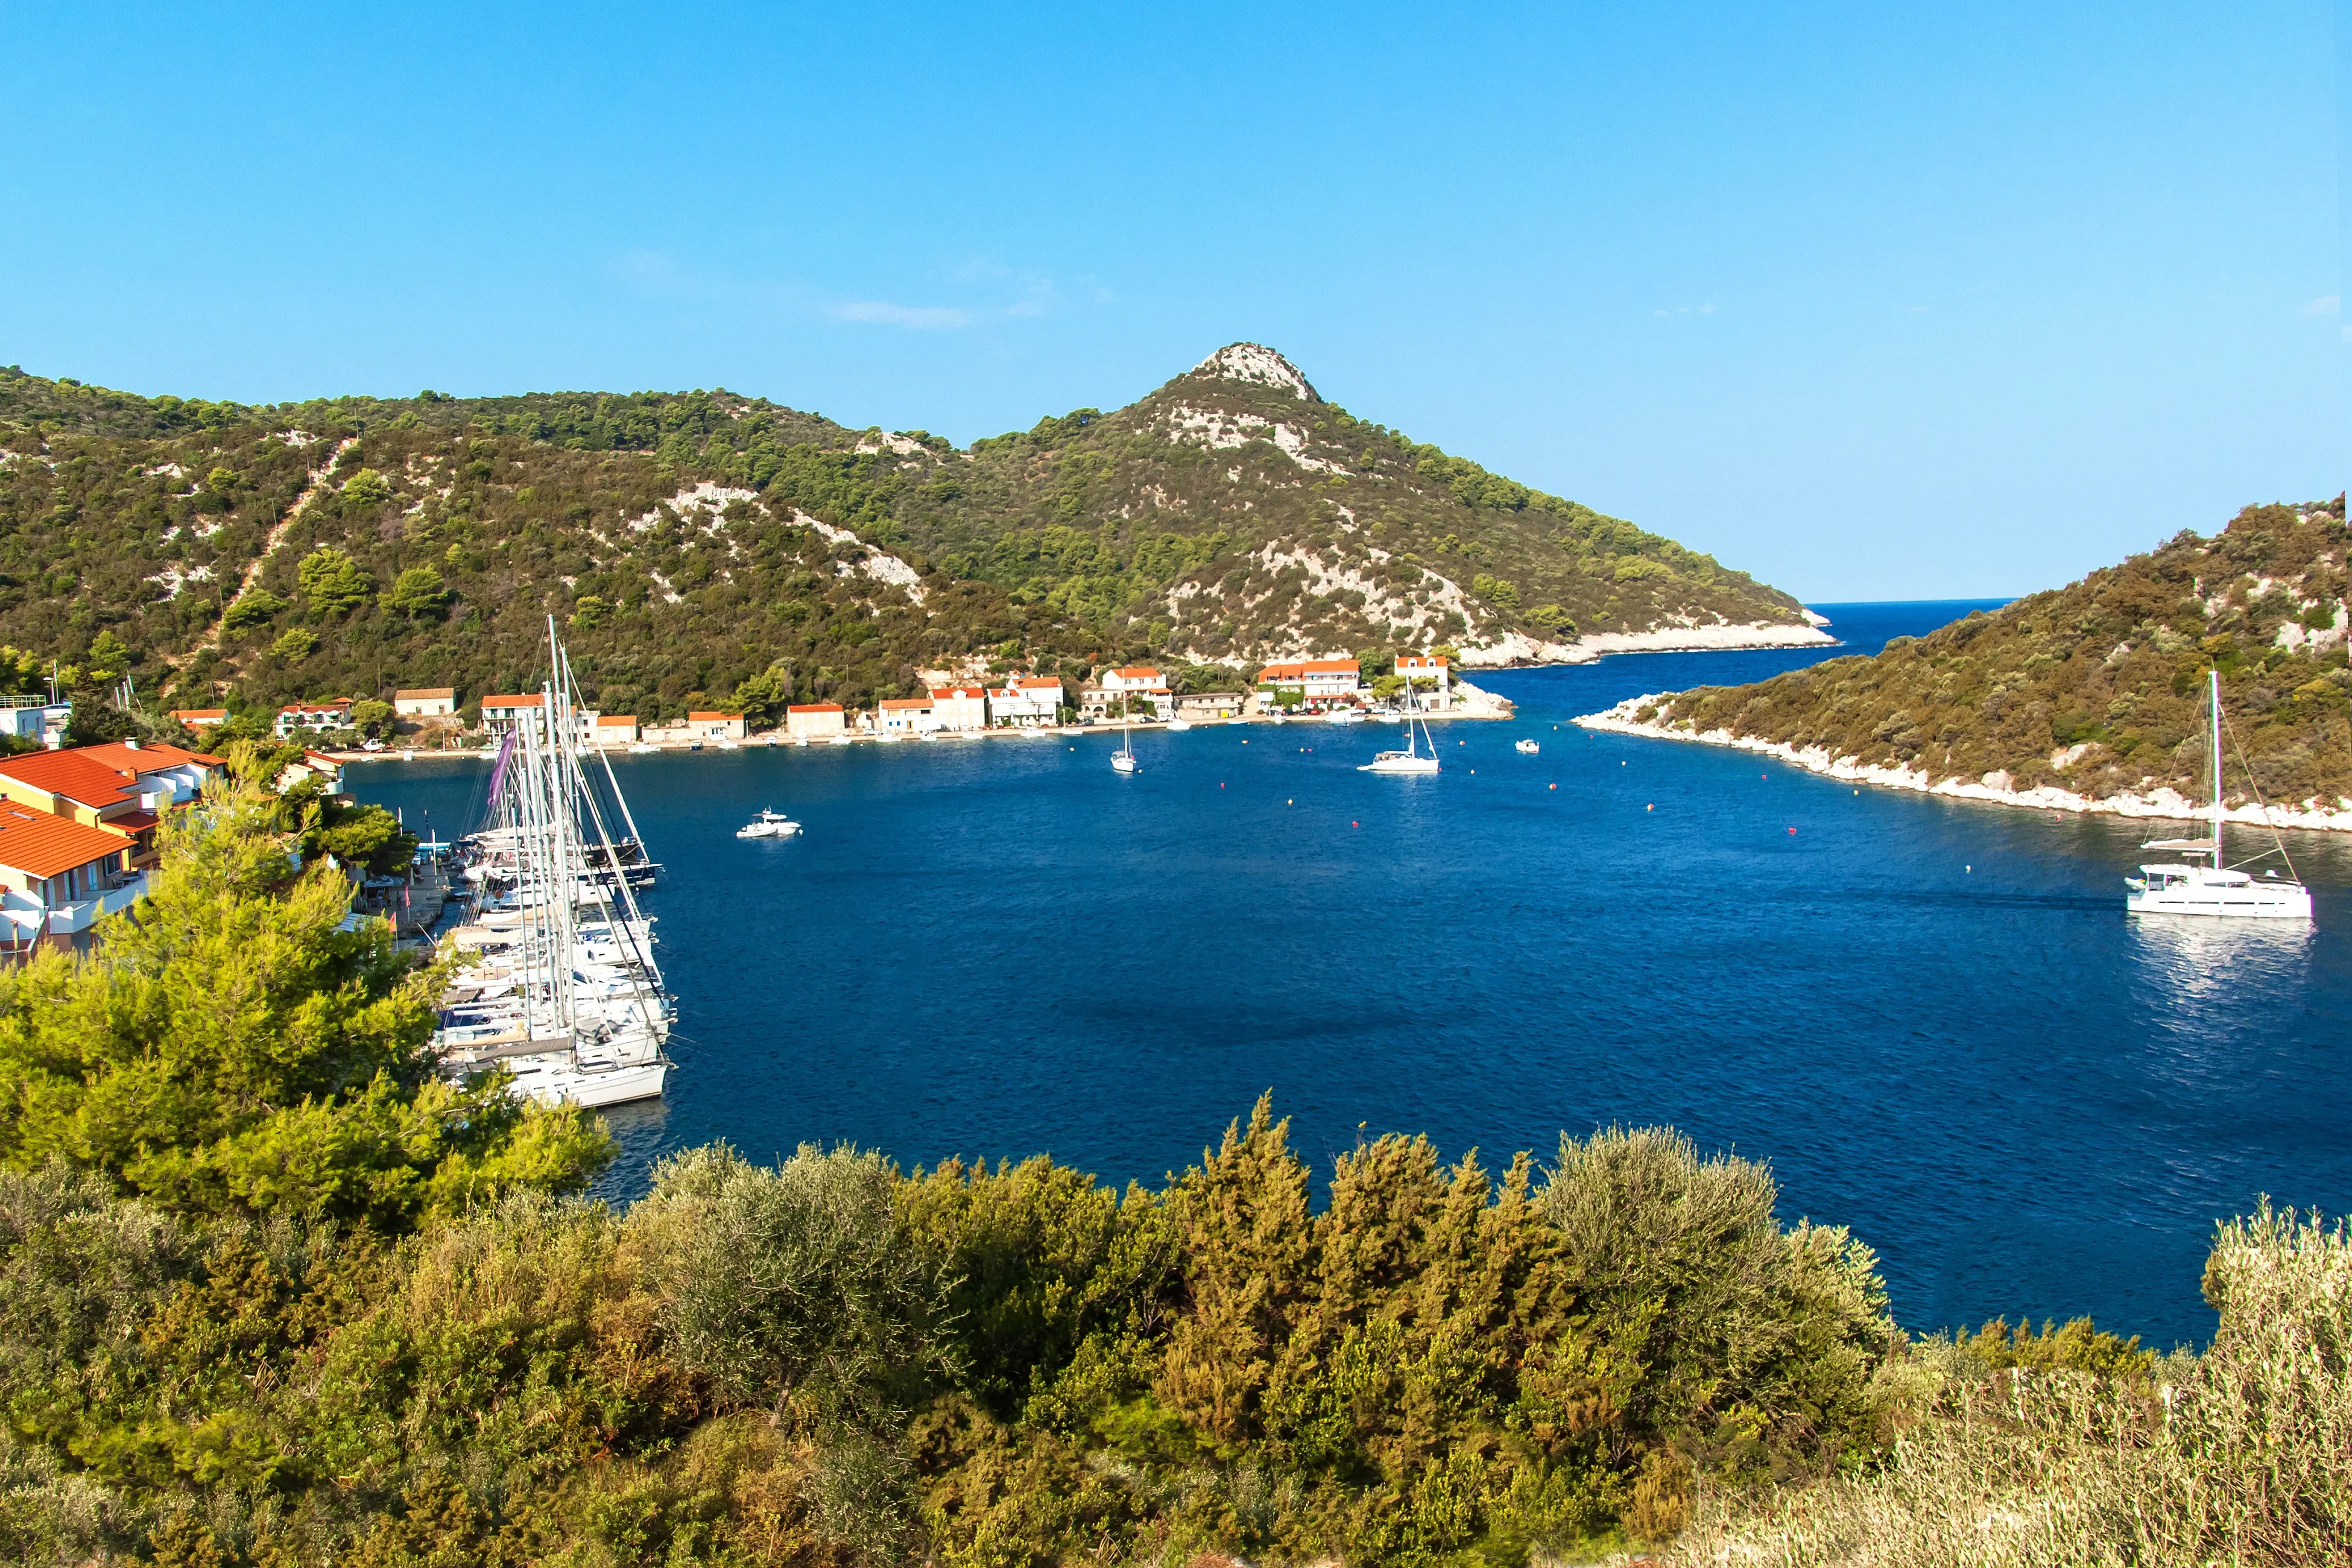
left=349, top=601, right=2352, bottom=1348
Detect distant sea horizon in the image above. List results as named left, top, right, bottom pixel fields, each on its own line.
left=355, top=597, right=2350, bottom=1349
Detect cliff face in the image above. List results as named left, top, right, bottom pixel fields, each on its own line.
left=0, top=349, right=1815, bottom=718
left=1584, top=498, right=2352, bottom=815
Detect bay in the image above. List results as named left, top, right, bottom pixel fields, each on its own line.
left=350, top=600, right=2352, bottom=1347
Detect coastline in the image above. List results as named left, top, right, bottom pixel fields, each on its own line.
left=1575, top=692, right=2352, bottom=834
left=1453, top=619, right=1839, bottom=668
left=332, top=678, right=1520, bottom=763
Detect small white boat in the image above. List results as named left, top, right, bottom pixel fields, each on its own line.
left=1324, top=708, right=1364, bottom=725
left=1516, top=738, right=1540, bottom=755
left=2126, top=670, right=2311, bottom=921
left=1111, top=717, right=1140, bottom=774
left=629, top=742, right=656, bottom=754
left=401, top=748, right=416, bottom=760
left=877, top=733, right=902, bottom=744
left=827, top=733, right=854, bottom=746
left=761, top=734, right=780, bottom=746
left=718, top=738, right=741, bottom=751
left=1166, top=718, right=1193, bottom=732
left=736, top=809, right=801, bottom=840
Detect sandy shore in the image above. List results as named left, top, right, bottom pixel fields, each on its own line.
left=1575, top=692, right=2352, bottom=834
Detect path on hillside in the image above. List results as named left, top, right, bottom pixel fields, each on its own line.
left=177, top=436, right=358, bottom=666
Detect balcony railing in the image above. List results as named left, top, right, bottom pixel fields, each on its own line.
left=43, top=873, right=151, bottom=935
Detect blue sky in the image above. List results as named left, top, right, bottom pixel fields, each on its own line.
left=1, top=2, right=2338, bottom=599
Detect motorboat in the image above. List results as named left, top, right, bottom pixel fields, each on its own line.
left=737, top=809, right=801, bottom=840
left=2126, top=669, right=2312, bottom=920
left=1516, top=738, right=1540, bottom=755
left=629, top=742, right=656, bottom=754
left=1324, top=707, right=1364, bottom=725
left=827, top=733, right=854, bottom=746
left=1166, top=718, right=1193, bottom=732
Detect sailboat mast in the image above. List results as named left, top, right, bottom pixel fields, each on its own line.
left=2210, top=667, right=2224, bottom=867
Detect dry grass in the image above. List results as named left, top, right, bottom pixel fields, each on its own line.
left=1663, top=1203, right=2351, bottom=1567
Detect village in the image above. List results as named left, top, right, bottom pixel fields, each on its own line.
left=165, top=651, right=1511, bottom=757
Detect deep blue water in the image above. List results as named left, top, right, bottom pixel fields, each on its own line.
left=352, top=600, right=2352, bottom=1348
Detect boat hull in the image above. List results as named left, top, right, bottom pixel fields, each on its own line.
left=2127, top=886, right=2312, bottom=920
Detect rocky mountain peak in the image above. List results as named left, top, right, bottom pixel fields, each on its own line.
left=1189, top=343, right=1318, bottom=402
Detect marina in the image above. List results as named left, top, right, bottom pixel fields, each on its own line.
left=351, top=602, right=2352, bottom=1347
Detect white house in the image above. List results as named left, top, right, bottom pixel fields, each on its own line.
left=785, top=703, right=846, bottom=739
left=876, top=697, right=934, bottom=735
left=478, top=694, right=544, bottom=733
left=930, top=686, right=989, bottom=732
left=0, top=799, right=147, bottom=955
left=1256, top=659, right=1361, bottom=709
left=393, top=687, right=457, bottom=718
left=590, top=713, right=639, bottom=745
left=688, top=710, right=747, bottom=742
left=988, top=677, right=1062, bottom=727
left=1396, top=653, right=1452, bottom=708
left=1096, top=666, right=1172, bottom=718
left=275, top=700, right=354, bottom=736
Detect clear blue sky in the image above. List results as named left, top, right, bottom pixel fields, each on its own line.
left=1, top=2, right=2338, bottom=600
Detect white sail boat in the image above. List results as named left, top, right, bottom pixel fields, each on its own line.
left=2125, top=669, right=2311, bottom=921
left=1361, top=684, right=1440, bottom=774
left=437, top=619, right=677, bottom=1105
left=1111, top=713, right=1139, bottom=774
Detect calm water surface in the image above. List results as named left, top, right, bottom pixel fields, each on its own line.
left=353, top=601, right=2352, bottom=1347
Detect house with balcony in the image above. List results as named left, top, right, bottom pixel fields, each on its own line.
left=0, top=801, right=148, bottom=958
left=1096, top=666, right=1173, bottom=719
left=275, top=699, right=353, bottom=737
left=1255, top=659, right=1362, bottom=711
left=987, top=677, right=1063, bottom=727
left=1177, top=692, right=1246, bottom=720
left=478, top=694, right=545, bottom=733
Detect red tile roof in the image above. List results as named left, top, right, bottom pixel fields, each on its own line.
left=687, top=711, right=743, bottom=721
left=593, top=714, right=636, bottom=726
left=0, top=800, right=133, bottom=879
left=786, top=704, right=844, bottom=713
left=168, top=707, right=227, bottom=723
left=1014, top=677, right=1062, bottom=689
left=876, top=698, right=931, bottom=710
left=77, top=740, right=223, bottom=773
left=0, top=750, right=145, bottom=808
left=394, top=687, right=455, bottom=699
left=929, top=687, right=984, bottom=700
left=480, top=694, right=544, bottom=709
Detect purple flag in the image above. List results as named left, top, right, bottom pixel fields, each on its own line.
left=486, top=730, right=516, bottom=805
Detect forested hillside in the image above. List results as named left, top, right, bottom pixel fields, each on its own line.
left=0, top=349, right=1809, bottom=724
left=1602, top=498, right=2352, bottom=809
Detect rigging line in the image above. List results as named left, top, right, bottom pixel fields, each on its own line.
left=2216, top=700, right=2301, bottom=883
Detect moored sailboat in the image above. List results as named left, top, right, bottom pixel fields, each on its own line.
left=2125, top=669, right=2312, bottom=921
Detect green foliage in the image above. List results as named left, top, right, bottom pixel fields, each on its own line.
left=349, top=698, right=393, bottom=738
left=340, top=467, right=392, bottom=506
left=0, top=765, right=607, bottom=1228
left=1651, top=498, right=2352, bottom=805
left=269, top=626, right=317, bottom=662
left=727, top=663, right=795, bottom=727
left=381, top=565, right=449, bottom=619
left=220, top=592, right=284, bottom=633
left=295, top=547, right=371, bottom=619
left=61, top=695, right=134, bottom=746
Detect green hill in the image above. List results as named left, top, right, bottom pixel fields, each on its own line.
left=0, top=347, right=1812, bottom=723
left=1588, top=499, right=2352, bottom=814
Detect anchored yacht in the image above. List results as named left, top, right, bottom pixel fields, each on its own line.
left=2126, top=670, right=2312, bottom=921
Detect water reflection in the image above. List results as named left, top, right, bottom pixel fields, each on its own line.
left=2126, top=913, right=2314, bottom=1007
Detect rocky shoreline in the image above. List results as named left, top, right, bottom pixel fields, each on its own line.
left=1575, top=692, right=2352, bottom=833
left=1455, top=619, right=1838, bottom=668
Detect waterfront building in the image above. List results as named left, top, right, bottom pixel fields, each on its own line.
left=786, top=703, right=847, bottom=739
left=930, top=686, right=989, bottom=732
left=1097, top=666, right=1172, bottom=718
left=876, top=696, right=934, bottom=735
left=394, top=687, right=457, bottom=717
left=1177, top=692, right=1246, bottom=720
left=275, top=751, right=345, bottom=794
left=1396, top=653, right=1452, bottom=709
left=166, top=707, right=228, bottom=728
left=1255, top=659, right=1361, bottom=710
left=479, top=695, right=545, bottom=733
left=591, top=714, right=639, bottom=745
left=688, top=711, right=747, bottom=742
left=988, top=677, right=1062, bottom=726
left=275, top=698, right=354, bottom=736
left=1076, top=683, right=1108, bottom=722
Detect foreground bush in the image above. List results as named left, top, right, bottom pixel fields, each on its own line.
left=1664, top=1202, right=2350, bottom=1567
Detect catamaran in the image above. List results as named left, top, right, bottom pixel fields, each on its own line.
left=436, top=619, right=677, bottom=1106
left=2125, top=669, right=2311, bottom=921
